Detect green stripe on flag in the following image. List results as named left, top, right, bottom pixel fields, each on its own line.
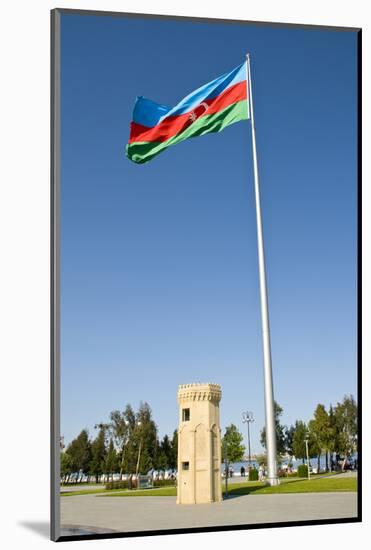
left=126, top=100, right=248, bottom=164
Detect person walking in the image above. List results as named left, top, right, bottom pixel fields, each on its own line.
left=258, top=463, right=265, bottom=482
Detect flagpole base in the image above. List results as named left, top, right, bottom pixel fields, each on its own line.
left=265, top=477, right=280, bottom=487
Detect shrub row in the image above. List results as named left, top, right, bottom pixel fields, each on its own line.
left=246, top=469, right=298, bottom=479
left=105, top=478, right=176, bottom=490
left=105, top=480, right=135, bottom=490
left=153, top=479, right=176, bottom=487
left=297, top=464, right=309, bottom=478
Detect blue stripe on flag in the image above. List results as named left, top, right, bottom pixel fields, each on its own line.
left=132, top=62, right=246, bottom=128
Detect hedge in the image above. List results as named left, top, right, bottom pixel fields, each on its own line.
left=249, top=468, right=259, bottom=481
left=297, top=464, right=309, bottom=478
left=105, top=478, right=176, bottom=490
left=153, top=479, right=176, bottom=487
left=105, top=480, right=137, bottom=490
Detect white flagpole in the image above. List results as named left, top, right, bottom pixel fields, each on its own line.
left=246, top=53, right=279, bottom=486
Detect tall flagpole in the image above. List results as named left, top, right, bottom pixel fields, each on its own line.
left=246, top=53, right=279, bottom=486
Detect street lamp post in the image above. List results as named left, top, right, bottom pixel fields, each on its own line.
left=120, top=419, right=130, bottom=480
left=135, top=421, right=142, bottom=480
left=223, top=434, right=229, bottom=498
left=242, top=411, right=254, bottom=469
left=342, top=409, right=349, bottom=471
left=304, top=438, right=310, bottom=480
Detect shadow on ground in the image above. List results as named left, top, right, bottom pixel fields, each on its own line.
left=223, top=478, right=310, bottom=499
left=18, top=521, right=50, bottom=539
left=61, top=524, right=118, bottom=536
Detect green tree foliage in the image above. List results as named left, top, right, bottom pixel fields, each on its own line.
left=60, top=451, right=72, bottom=482
left=105, top=438, right=118, bottom=482
left=155, top=448, right=168, bottom=470
left=108, top=404, right=136, bottom=477
left=124, top=402, right=158, bottom=474
left=169, top=430, right=178, bottom=470
left=285, top=425, right=295, bottom=457
left=154, top=431, right=178, bottom=470
left=89, top=428, right=107, bottom=483
left=115, top=404, right=138, bottom=475
left=307, top=419, right=322, bottom=471
left=260, top=402, right=287, bottom=455
left=109, top=409, right=129, bottom=447
left=288, top=396, right=357, bottom=472
left=162, top=434, right=171, bottom=466
left=292, top=420, right=307, bottom=463
left=327, top=405, right=338, bottom=456
left=222, top=424, right=245, bottom=463
left=156, top=434, right=172, bottom=469
left=65, top=429, right=92, bottom=481
left=333, top=395, right=358, bottom=468
left=61, top=393, right=358, bottom=484
left=308, top=404, right=332, bottom=471
left=94, top=402, right=156, bottom=477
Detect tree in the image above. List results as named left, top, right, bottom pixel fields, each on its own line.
left=104, top=404, right=141, bottom=475
left=132, top=402, right=158, bottom=474
left=169, top=429, right=178, bottom=470
left=89, top=428, right=107, bottom=483
left=65, top=430, right=92, bottom=482
left=285, top=425, right=295, bottom=458
left=260, top=402, right=287, bottom=455
left=222, top=424, right=245, bottom=464
left=154, top=431, right=178, bottom=470
left=334, top=395, right=358, bottom=469
left=60, top=451, right=72, bottom=483
left=292, top=420, right=307, bottom=463
left=155, top=448, right=168, bottom=470
left=108, top=404, right=136, bottom=479
left=308, top=404, right=332, bottom=471
left=308, top=419, right=323, bottom=472
left=155, top=434, right=172, bottom=469
left=105, top=438, right=118, bottom=482
left=327, top=404, right=338, bottom=468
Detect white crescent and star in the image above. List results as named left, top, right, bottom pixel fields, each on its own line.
left=189, top=101, right=209, bottom=122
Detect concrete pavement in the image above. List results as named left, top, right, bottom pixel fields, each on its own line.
left=60, top=490, right=357, bottom=536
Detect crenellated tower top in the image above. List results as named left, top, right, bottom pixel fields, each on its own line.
left=177, top=382, right=222, bottom=404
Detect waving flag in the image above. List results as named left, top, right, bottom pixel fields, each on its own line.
left=126, top=62, right=249, bottom=164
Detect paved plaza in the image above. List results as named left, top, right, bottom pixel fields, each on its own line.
left=60, top=489, right=357, bottom=536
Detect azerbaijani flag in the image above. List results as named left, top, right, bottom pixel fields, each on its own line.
left=126, top=62, right=249, bottom=164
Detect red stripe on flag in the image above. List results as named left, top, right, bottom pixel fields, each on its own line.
left=128, top=80, right=247, bottom=144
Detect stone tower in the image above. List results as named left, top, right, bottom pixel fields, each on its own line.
left=176, top=383, right=222, bottom=504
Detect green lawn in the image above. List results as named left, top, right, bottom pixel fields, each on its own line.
left=61, top=486, right=177, bottom=497
left=61, top=488, right=115, bottom=497
left=61, top=474, right=357, bottom=498
left=99, top=487, right=177, bottom=497
left=224, top=476, right=357, bottom=496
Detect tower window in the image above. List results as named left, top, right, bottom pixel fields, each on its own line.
left=182, top=408, right=190, bottom=421
left=182, top=461, right=189, bottom=470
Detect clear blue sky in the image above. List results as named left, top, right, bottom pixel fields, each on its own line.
left=60, top=12, right=358, bottom=454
